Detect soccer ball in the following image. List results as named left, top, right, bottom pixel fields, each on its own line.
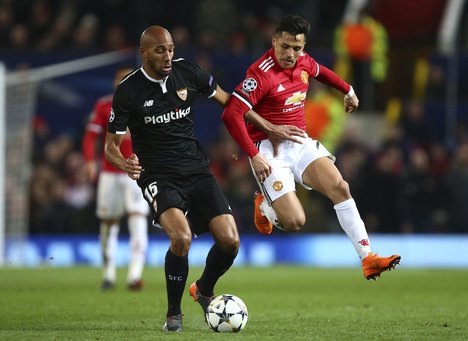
left=205, top=294, right=248, bottom=333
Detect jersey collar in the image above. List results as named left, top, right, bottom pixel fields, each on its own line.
left=140, top=67, right=169, bottom=93
left=268, top=48, right=294, bottom=77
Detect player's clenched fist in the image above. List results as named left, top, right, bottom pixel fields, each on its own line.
left=126, top=153, right=142, bottom=180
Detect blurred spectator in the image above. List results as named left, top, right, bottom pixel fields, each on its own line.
left=37, top=178, right=75, bottom=234
left=0, top=3, right=14, bottom=44
left=42, top=134, right=74, bottom=175
left=63, top=152, right=94, bottom=210
left=445, top=142, right=468, bottom=233
left=400, top=148, right=440, bottom=233
left=171, top=25, right=194, bottom=59
left=194, top=0, right=238, bottom=50
left=400, top=99, right=434, bottom=150
left=360, top=144, right=404, bottom=233
left=334, top=6, right=389, bottom=110
left=103, top=24, right=130, bottom=51
left=72, top=13, right=99, bottom=50
left=36, top=2, right=76, bottom=51
left=28, top=0, right=54, bottom=44
left=32, top=115, right=50, bottom=163
left=9, top=23, right=29, bottom=49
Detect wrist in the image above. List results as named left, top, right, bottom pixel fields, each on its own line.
left=345, top=86, right=355, bottom=98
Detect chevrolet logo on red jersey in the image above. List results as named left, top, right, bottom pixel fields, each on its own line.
left=284, top=91, right=306, bottom=105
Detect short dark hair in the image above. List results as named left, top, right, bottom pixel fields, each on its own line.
left=274, top=15, right=310, bottom=38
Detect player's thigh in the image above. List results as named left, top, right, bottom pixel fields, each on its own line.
left=96, top=172, right=125, bottom=219
left=159, top=207, right=192, bottom=240
left=302, top=156, right=344, bottom=196
left=294, top=138, right=335, bottom=191
left=121, top=175, right=149, bottom=215
left=187, top=173, right=233, bottom=236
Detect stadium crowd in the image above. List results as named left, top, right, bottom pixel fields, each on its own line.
left=2, top=0, right=468, bottom=235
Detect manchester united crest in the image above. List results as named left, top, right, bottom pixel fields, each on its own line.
left=273, top=181, right=283, bottom=191
left=301, top=71, right=309, bottom=84
left=177, top=88, right=188, bottom=101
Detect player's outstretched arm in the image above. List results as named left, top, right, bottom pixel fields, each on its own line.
left=105, top=132, right=142, bottom=180
left=315, top=64, right=359, bottom=113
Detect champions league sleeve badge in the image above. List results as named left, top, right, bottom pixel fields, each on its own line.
left=242, top=78, right=257, bottom=92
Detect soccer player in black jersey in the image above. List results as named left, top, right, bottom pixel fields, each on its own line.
left=104, top=25, right=292, bottom=332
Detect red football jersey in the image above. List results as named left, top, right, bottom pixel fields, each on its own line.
left=82, top=94, right=133, bottom=173
left=223, top=47, right=350, bottom=157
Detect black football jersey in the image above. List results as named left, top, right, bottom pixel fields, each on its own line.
left=107, top=59, right=218, bottom=174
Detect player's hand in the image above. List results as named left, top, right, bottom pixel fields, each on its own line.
left=344, top=94, right=359, bottom=113
left=84, top=161, right=98, bottom=182
left=268, top=124, right=306, bottom=157
left=125, top=153, right=142, bottom=180
left=251, top=153, right=272, bottom=183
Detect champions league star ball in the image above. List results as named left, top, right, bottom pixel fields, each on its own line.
left=206, top=294, right=248, bottom=333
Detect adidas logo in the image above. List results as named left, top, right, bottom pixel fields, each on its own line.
left=277, top=84, right=285, bottom=92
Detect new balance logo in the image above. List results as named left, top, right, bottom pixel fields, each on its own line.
left=144, top=100, right=154, bottom=107
left=277, top=84, right=285, bottom=92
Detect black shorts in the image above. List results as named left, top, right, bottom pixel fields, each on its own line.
left=138, top=169, right=232, bottom=235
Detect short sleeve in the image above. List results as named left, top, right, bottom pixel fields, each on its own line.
left=107, top=85, right=132, bottom=134
left=193, top=63, right=217, bottom=97
left=231, top=67, right=270, bottom=110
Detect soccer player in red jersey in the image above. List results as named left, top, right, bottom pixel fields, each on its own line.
left=82, top=67, right=149, bottom=291
left=222, top=15, right=400, bottom=280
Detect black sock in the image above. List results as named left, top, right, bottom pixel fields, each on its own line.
left=197, top=244, right=237, bottom=297
left=164, top=248, right=189, bottom=317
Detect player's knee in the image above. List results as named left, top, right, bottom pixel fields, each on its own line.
left=280, top=215, right=305, bottom=232
left=329, top=179, right=351, bottom=202
left=337, top=179, right=351, bottom=198
left=131, top=240, right=147, bottom=254
left=222, top=234, right=240, bottom=254
left=217, top=228, right=240, bottom=254
left=170, top=232, right=192, bottom=256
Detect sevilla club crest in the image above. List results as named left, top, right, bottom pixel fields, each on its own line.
left=177, top=88, right=188, bottom=101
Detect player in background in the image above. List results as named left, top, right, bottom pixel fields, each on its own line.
left=82, top=67, right=149, bottom=291
left=222, top=15, right=400, bottom=281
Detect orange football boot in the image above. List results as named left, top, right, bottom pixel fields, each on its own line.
left=189, top=282, right=213, bottom=315
left=254, top=191, right=272, bottom=235
left=362, top=252, right=401, bottom=280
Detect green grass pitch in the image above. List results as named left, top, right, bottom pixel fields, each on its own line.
left=1, top=266, right=467, bottom=340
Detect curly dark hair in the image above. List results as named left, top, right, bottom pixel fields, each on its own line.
left=274, top=15, right=311, bottom=38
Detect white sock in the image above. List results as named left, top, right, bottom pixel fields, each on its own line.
left=127, top=215, right=148, bottom=283
left=100, top=222, right=119, bottom=282
left=334, top=198, right=371, bottom=259
left=260, top=199, right=283, bottom=230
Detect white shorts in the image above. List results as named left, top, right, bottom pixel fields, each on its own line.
left=96, top=172, right=149, bottom=219
left=252, top=136, right=335, bottom=204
